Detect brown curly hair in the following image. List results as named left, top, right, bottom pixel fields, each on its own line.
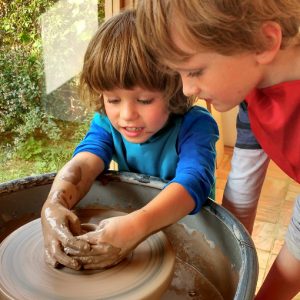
left=79, top=9, right=194, bottom=115
left=136, top=0, right=300, bottom=64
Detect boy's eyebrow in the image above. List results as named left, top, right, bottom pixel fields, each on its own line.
left=172, top=66, right=204, bottom=73
left=167, top=59, right=204, bottom=73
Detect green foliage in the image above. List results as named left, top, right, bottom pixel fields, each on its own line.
left=0, top=48, right=63, bottom=142
left=0, top=138, right=73, bottom=182
left=1, top=1, right=57, bottom=46
left=16, top=136, right=74, bottom=172
left=0, top=116, right=92, bottom=182
left=0, top=0, right=104, bottom=182
left=17, top=137, right=43, bottom=160
left=0, top=0, right=64, bottom=142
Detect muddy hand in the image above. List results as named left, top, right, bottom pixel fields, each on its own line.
left=65, top=242, right=122, bottom=269
left=41, top=202, right=90, bottom=270
left=72, top=214, right=146, bottom=269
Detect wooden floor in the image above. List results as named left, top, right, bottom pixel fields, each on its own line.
left=215, top=146, right=300, bottom=298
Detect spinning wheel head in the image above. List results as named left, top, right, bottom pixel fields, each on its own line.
left=0, top=210, right=175, bottom=300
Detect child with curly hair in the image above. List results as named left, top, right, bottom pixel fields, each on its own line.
left=41, top=9, right=218, bottom=272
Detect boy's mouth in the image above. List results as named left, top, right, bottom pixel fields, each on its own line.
left=124, top=127, right=143, bottom=132
left=121, top=126, right=145, bottom=137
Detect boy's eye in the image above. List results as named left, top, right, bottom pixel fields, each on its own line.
left=107, top=99, right=120, bottom=104
left=187, top=70, right=203, bottom=78
left=137, top=99, right=153, bottom=104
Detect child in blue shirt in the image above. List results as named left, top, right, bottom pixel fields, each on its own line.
left=41, top=9, right=218, bottom=270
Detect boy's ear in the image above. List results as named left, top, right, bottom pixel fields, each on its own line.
left=255, top=21, right=282, bottom=65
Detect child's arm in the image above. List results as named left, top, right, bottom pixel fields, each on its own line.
left=41, top=152, right=105, bottom=270
left=72, top=182, right=194, bottom=269
left=73, top=107, right=218, bottom=269
left=41, top=114, right=115, bottom=269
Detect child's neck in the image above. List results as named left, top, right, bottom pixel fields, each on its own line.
left=258, top=45, right=300, bottom=88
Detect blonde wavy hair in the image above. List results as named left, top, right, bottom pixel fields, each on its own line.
left=79, top=9, right=194, bottom=114
left=136, top=0, right=300, bottom=64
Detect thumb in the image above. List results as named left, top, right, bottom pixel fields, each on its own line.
left=66, top=210, right=82, bottom=235
left=77, top=231, right=101, bottom=244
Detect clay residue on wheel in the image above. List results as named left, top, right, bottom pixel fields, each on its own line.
left=163, top=223, right=238, bottom=300
left=0, top=212, right=36, bottom=243
left=0, top=209, right=176, bottom=300
left=161, top=257, right=224, bottom=300
left=1, top=208, right=238, bottom=300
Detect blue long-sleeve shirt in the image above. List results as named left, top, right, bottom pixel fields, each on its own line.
left=74, top=106, right=219, bottom=213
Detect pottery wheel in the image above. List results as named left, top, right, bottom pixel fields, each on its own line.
left=0, top=212, right=175, bottom=300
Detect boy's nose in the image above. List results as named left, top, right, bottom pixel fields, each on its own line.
left=120, top=103, right=138, bottom=120
left=181, top=76, right=201, bottom=97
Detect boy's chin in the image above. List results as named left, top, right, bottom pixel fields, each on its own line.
left=211, top=102, right=238, bottom=113
left=123, top=135, right=149, bottom=144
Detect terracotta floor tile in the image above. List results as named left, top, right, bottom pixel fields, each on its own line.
left=260, top=177, right=289, bottom=200
left=285, top=190, right=299, bottom=203
left=260, top=193, right=283, bottom=206
left=271, top=238, right=284, bottom=255
left=276, top=224, right=288, bottom=240
left=219, top=150, right=232, bottom=168
left=256, top=196, right=282, bottom=223
left=255, top=206, right=280, bottom=224
left=215, top=188, right=223, bottom=204
left=215, top=177, right=227, bottom=189
left=265, top=253, right=277, bottom=276
left=256, top=249, right=270, bottom=271
left=269, top=224, right=287, bottom=254
left=278, top=200, right=295, bottom=226
left=256, top=268, right=266, bottom=294
left=266, top=161, right=290, bottom=180
left=252, top=221, right=277, bottom=252
left=288, top=182, right=300, bottom=194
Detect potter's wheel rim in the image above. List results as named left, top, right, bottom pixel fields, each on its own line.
left=0, top=218, right=175, bottom=300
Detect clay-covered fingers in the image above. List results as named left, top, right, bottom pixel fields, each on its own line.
left=65, top=243, right=122, bottom=270
left=58, top=213, right=91, bottom=252
left=57, top=227, right=90, bottom=254
left=41, top=203, right=92, bottom=269
left=66, top=215, right=142, bottom=270
left=44, top=239, right=81, bottom=270
left=76, top=230, right=101, bottom=244
left=82, top=259, right=123, bottom=270
left=64, top=242, right=120, bottom=256
left=42, top=204, right=90, bottom=253
left=71, top=251, right=124, bottom=269
left=44, top=246, right=59, bottom=268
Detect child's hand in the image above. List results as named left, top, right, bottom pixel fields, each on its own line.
left=41, top=202, right=90, bottom=270
left=70, top=213, right=147, bottom=269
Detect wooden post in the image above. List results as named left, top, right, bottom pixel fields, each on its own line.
left=105, top=0, right=136, bottom=19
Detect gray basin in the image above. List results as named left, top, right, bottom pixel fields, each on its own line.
left=0, top=171, right=258, bottom=300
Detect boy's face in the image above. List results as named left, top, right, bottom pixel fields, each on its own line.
left=168, top=34, right=263, bottom=112
left=103, top=87, right=169, bottom=143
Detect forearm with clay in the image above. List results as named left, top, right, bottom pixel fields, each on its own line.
left=41, top=152, right=104, bottom=269
left=72, top=182, right=196, bottom=269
